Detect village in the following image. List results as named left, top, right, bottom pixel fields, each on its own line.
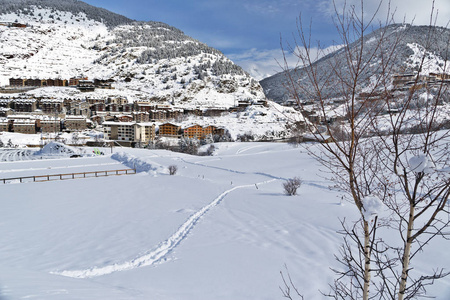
left=0, top=76, right=267, bottom=146
left=288, top=72, right=450, bottom=123
left=1, top=72, right=448, bottom=147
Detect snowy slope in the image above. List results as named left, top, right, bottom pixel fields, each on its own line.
left=0, top=8, right=109, bottom=85
left=0, top=3, right=303, bottom=138
left=0, top=142, right=449, bottom=299
left=0, top=5, right=265, bottom=108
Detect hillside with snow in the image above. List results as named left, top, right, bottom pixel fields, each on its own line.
left=0, top=2, right=264, bottom=107
left=0, top=0, right=305, bottom=139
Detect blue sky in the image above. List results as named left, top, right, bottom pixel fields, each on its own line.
left=83, top=0, right=450, bottom=80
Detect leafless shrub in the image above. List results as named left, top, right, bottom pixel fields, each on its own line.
left=283, top=177, right=302, bottom=196
left=168, top=165, right=178, bottom=175
left=205, top=144, right=215, bottom=156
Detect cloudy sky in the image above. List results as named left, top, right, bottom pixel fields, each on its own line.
left=83, top=0, right=450, bottom=80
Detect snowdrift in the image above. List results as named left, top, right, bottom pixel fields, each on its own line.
left=111, top=152, right=166, bottom=175
left=33, top=141, right=80, bottom=157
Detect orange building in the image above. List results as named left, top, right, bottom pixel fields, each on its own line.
left=183, top=124, right=203, bottom=139
left=159, top=123, right=181, bottom=137
left=202, top=125, right=220, bottom=137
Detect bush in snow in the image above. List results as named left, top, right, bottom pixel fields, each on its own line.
left=6, top=139, right=16, bottom=148
left=168, top=165, right=178, bottom=175
left=237, top=132, right=254, bottom=142
left=288, top=135, right=303, bottom=147
left=198, top=144, right=216, bottom=156
left=179, top=137, right=199, bottom=155
left=205, top=144, right=215, bottom=156
left=283, top=177, right=302, bottom=196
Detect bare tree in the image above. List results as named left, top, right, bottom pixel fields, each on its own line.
left=281, top=0, right=450, bottom=299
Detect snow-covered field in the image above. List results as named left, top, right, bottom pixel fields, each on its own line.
left=0, top=142, right=449, bottom=299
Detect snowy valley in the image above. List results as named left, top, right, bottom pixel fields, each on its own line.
left=0, top=1, right=449, bottom=299
left=0, top=141, right=448, bottom=299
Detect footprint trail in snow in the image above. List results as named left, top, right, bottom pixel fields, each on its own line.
left=54, top=179, right=276, bottom=278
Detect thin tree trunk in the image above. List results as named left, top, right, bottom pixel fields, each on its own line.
left=398, top=204, right=415, bottom=300
left=363, top=221, right=371, bottom=300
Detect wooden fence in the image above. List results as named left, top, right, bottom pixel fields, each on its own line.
left=0, top=169, right=136, bottom=184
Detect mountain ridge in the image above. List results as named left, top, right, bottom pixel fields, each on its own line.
left=260, top=24, right=450, bottom=103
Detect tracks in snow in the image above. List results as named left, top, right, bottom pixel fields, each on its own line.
left=54, top=179, right=277, bottom=279
left=0, top=149, right=35, bottom=162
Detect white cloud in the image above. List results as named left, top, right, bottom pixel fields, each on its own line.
left=227, top=45, right=342, bottom=80
left=319, top=0, right=450, bottom=27
left=227, top=48, right=296, bottom=80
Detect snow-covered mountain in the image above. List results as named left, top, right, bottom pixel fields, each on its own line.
left=0, top=0, right=306, bottom=139
left=260, top=24, right=450, bottom=103
left=0, top=1, right=261, bottom=106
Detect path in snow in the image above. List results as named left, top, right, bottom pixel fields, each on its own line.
left=235, top=145, right=264, bottom=155
left=54, top=179, right=277, bottom=278
left=184, top=158, right=331, bottom=191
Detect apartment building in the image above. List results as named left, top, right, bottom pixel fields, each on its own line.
left=64, top=116, right=88, bottom=131
left=103, top=122, right=156, bottom=143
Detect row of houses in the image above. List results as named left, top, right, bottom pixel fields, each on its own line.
left=102, top=122, right=226, bottom=144
left=392, top=73, right=450, bottom=89
left=158, top=123, right=225, bottom=139
left=0, top=98, right=64, bottom=114
left=0, top=115, right=89, bottom=134
left=0, top=96, right=256, bottom=122
left=10, top=78, right=69, bottom=87
left=8, top=77, right=113, bottom=90
left=0, top=22, right=27, bottom=28
left=0, top=97, right=130, bottom=116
